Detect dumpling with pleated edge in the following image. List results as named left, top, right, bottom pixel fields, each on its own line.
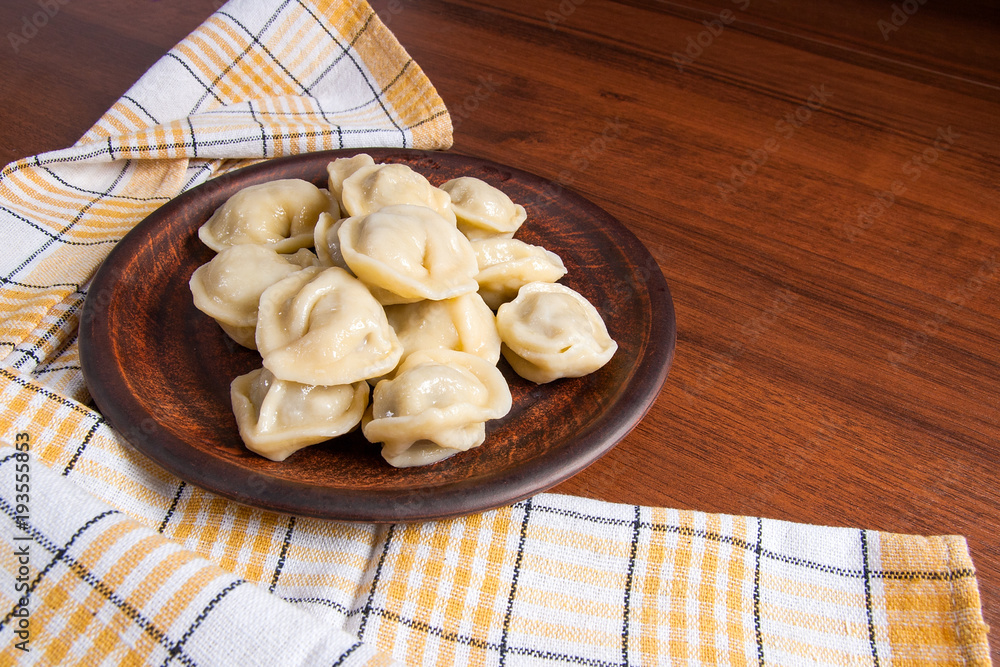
left=496, top=282, right=618, bottom=384
left=189, top=245, right=318, bottom=349
left=312, top=211, right=351, bottom=271
left=198, top=178, right=338, bottom=252
left=471, top=236, right=567, bottom=310
left=230, top=367, right=369, bottom=462
left=255, top=266, right=403, bottom=386
left=383, top=292, right=502, bottom=368
left=340, top=161, right=456, bottom=223
left=362, top=349, right=512, bottom=468
left=338, top=204, right=479, bottom=305
left=326, top=152, right=376, bottom=207
left=441, top=176, right=527, bottom=240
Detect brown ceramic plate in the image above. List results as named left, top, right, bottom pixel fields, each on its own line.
left=79, top=149, right=676, bottom=523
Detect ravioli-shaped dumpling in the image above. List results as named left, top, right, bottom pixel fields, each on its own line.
left=384, top=293, right=501, bottom=366
left=340, top=162, right=456, bottom=223
left=496, top=282, right=618, bottom=384
left=441, top=177, right=527, bottom=239
left=189, top=245, right=318, bottom=349
left=312, top=211, right=350, bottom=270
left=472, top=237, right=567, bottom=309
left=231, top=367, right=369, bottom=462
left=198, top=179, right=339, bottom=253
left=362, top=349, right=512, bottom=468
left=338, top=204, right=479, bottom=305
left=256, top=266, right=403, bottom=385
left=326, top=153, right=376, bottom=206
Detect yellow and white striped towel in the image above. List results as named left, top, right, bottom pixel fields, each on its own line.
left=0, top=0, right=991, bottom=664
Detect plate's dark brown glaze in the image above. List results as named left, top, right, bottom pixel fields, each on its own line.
left=79, top=149, right=676, bottom=523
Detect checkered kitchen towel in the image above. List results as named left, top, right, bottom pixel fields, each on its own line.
left=0, top=0, right=991, bottom=664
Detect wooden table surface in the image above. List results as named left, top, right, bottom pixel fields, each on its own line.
left=2, top=0, right=997, bottom=657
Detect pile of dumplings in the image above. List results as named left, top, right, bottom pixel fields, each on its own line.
left=189, top=153, right=618, bottom=468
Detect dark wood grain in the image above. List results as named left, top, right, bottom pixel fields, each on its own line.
left=3, top=0, right=997, bottom=657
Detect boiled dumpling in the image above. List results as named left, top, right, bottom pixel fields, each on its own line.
left=189, top=245, right=318, bottom=349
left=230, top=367, right=369, bottom=461
left=193, top=160, right=619, bottom=468
left=256, top=266, right=403, bottom=385
left=471, top=237, right=567, bottom=309
left=312, top=211, right=350, bottom=270
left=441, top=177, right=527, bottom=239
left=362, top=349, right=512, bottom=468
left=326, top=153, right=376, bottom=206
left=340, top=162, right=456, bottom=223
left=198, top=178, right=338, bottom=252
left=338, top=204, right=479, bottom=305
left=384, top=293, right=501, bottom=366
left=496, top=282, right=617, bottom=383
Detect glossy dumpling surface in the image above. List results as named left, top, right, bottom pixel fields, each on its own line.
left=496, top=282, right=618, bottom=384
left=340, top=162, right=456, bottom=223
left=362, top=349, right=512, bottom=468
left=441, top=177, right=527, bottom=239
left=256, top=266, right=403, bottom=385
left=312, top=211, right=350, bottom=270
left=231, top=367, right=369, bottom=462
left=198, top=178, right=338, bottom=253
left=471, top=237, right=567, bottom=309
left=338, top=204, right=479, bottom=304
left=326, top=153, right=376, bottom=206
left=189, top=245, right=317, bottom=349
left=384, top=293, right=501, bottom=365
